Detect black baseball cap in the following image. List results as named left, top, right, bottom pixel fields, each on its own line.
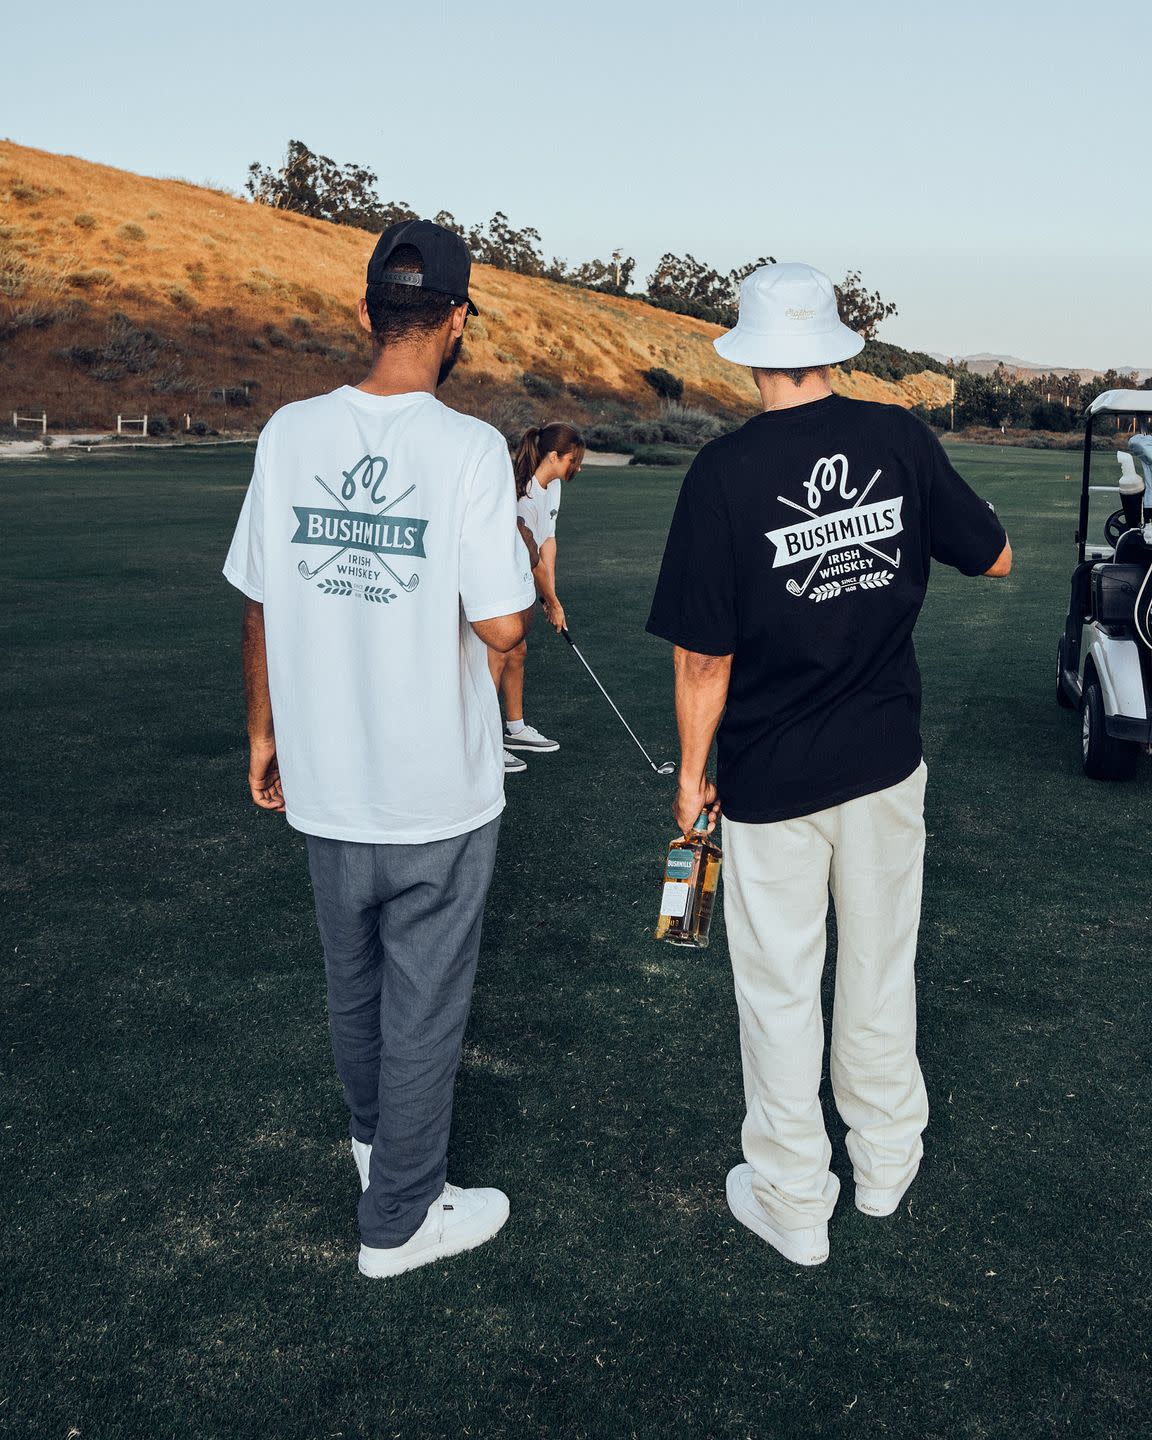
left=366, top=219, right=478, bottom=316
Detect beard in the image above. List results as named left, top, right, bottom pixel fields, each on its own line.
left=438, top=333, right=464, bottom=387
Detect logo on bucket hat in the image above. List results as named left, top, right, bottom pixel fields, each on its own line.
left=366, top=219, right=479, bottom=316
left=714, top=263, right=863, bottom=369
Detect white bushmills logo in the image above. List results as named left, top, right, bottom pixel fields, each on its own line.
left=766, top=454, right=903, bottom=602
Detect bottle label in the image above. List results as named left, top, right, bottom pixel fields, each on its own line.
left=660, top=881, right=690, bottom=919
left=665, top=851, right=694, bottom=881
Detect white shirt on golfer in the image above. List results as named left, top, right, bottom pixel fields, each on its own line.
left=223, top=385, right=535, bottom=844
left=517, top=475, right=562, bottom=546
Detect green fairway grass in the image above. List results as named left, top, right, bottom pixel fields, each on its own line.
left=2, top=443, right=1148, bottom=1439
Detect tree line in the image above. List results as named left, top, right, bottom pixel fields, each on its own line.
left=921, top=363, right=1152, bottom=433
left=246, top=140, right=895, bottom=337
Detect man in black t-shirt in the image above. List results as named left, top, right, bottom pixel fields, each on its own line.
left=646, top=262, right=1011, bottom=1267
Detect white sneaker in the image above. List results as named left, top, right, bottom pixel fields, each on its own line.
left=358, top=1182, right=510, bottom=1279
left=503, top=723, right=559, bottom=752
left=503, top=748, right=527, bottom=774
left=351, top=1137, right=371, bottom=1192
left=855, top=1166, right=918, bottom=1217
left=726, top=1163, right=829, bottom=1266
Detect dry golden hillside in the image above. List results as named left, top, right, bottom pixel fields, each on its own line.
left=0, top=142, right=950, bottom=433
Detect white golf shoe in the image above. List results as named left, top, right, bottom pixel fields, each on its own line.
left=503, top=748, right=527, bottom=774
left=726, top=1163, right=829, bottom=1266
left=351, top=1137, right=371, bottom=1192
left=855, top=1165, right=919, bottom=1217
left=503, top=723, right=559, bottom=752
left=358, top=1182, right=510, bottom=1278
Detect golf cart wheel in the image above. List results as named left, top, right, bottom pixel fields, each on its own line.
left=1056, top=640, right=1075, bottom=709
left=1080, top=680, right=1140, bottom=781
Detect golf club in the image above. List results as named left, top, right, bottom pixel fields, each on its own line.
left=542, top=602, right=675, bottom=774
left=309, top=476, right=420, bottom=591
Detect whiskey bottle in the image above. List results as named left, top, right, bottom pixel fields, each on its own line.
left=655, top=811, right=722, bottom=948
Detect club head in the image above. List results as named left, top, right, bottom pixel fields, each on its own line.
left=786, top=582, right=802, bottom=596
left=298, top=561, right=312, bottom=579
left=655, top=761, right=676, bottom=775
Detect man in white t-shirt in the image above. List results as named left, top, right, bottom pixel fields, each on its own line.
left=223, top=219, right=536, bottom=1279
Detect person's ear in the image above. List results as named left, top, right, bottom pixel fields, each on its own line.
left=357, top=297, right=373, bottom=335
left=449, top=304, right=468, bottom=340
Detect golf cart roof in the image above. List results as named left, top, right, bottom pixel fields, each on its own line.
left=1087, top=389, right=1152, bottom=417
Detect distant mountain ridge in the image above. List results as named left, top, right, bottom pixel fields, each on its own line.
left=928, top=351, right=1152, bottom=382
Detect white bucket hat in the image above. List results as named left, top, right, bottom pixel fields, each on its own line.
left=714, top=262, right=865, bottom=368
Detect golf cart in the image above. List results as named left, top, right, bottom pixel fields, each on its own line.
left=1057, top=390, right=1152, bottom=779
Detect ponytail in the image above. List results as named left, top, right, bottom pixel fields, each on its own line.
left=511, top=426, right=543, bottom=500
left=510, top=420, right=586, bottom=500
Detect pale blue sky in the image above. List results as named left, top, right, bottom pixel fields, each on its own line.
left=4, top=0, right=1149, bottom=369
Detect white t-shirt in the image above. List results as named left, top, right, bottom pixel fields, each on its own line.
left=223, top=386, right=535, bottom=844
left=516, top=475, right=562, bottom=546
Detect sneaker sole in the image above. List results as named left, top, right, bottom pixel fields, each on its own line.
left=357, top=1198, right=510, bottom=1279
left=726, top=1167, right=829, bottom=1266
left=503, top=740, right=559, bottom=752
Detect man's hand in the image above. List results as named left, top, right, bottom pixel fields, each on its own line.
left=248, top=737, right=286, bottom=812
left=675, top=776, right=720, bottom=837
left=544, top=598, right=567, bottom=634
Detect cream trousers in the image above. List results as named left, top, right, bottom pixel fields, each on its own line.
left=722, top=762, right=929, bottom=1229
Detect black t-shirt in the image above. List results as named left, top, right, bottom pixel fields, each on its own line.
left=646, top=395, right=1007, bottom=823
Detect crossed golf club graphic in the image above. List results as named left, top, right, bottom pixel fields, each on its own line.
left=776, top=469, right=901, bottom=598
left=297, top=475, right=420, bottom=592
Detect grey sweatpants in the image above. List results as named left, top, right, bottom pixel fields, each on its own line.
left=305, top=817, right=501, bottom=1248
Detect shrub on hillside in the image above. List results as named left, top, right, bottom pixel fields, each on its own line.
left=471, top=392, right=534, bottom=440
left=67, top=269, right=113, bottom=290
left=73, top=213, right=97, bottom=230
left=842, top=340, right=947, bottom=382
left=116, top=223, right=146, bottom=243
left=68, top=313, right=165, bottom=381
left=212, top=386, right=253, bottom=407
left=642, top=367, right=684, bottom=402
left=631, top=444, right=697, bottom=467
left=657, top=402, right=726, bottom=446
left=582, top=423, right=636, bottom=453
left=522, top=371, right=558, bottom=399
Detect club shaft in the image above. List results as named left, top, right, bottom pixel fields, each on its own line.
left=566, top=636, right=660, bottom=770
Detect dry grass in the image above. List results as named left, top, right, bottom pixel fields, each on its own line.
left=0, top=141, right=951, bottom=431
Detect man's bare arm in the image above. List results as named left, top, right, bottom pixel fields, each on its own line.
left=472, top=603, right=535, bottom=654
left=673, top=645, right=733, bottom=836
left=985, top=538, right=1013, bottom=577
left=241, top=599, right=285, bottom=812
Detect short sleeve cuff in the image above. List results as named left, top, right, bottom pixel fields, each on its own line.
left=955, top=527, right=1008, bottom=577
left=644, top=616, right=735, bottom=657
left=464, top=585, right=536, bottom=624
left=222, top=562, right=264, bottom=603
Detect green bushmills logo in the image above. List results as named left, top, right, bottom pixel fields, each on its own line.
left=293, top=455, right=428, bottom=602
left=666, top=851, right=694, bottom=881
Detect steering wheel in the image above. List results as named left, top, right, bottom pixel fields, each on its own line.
left=1104, top=509, right=1130, bottom=546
